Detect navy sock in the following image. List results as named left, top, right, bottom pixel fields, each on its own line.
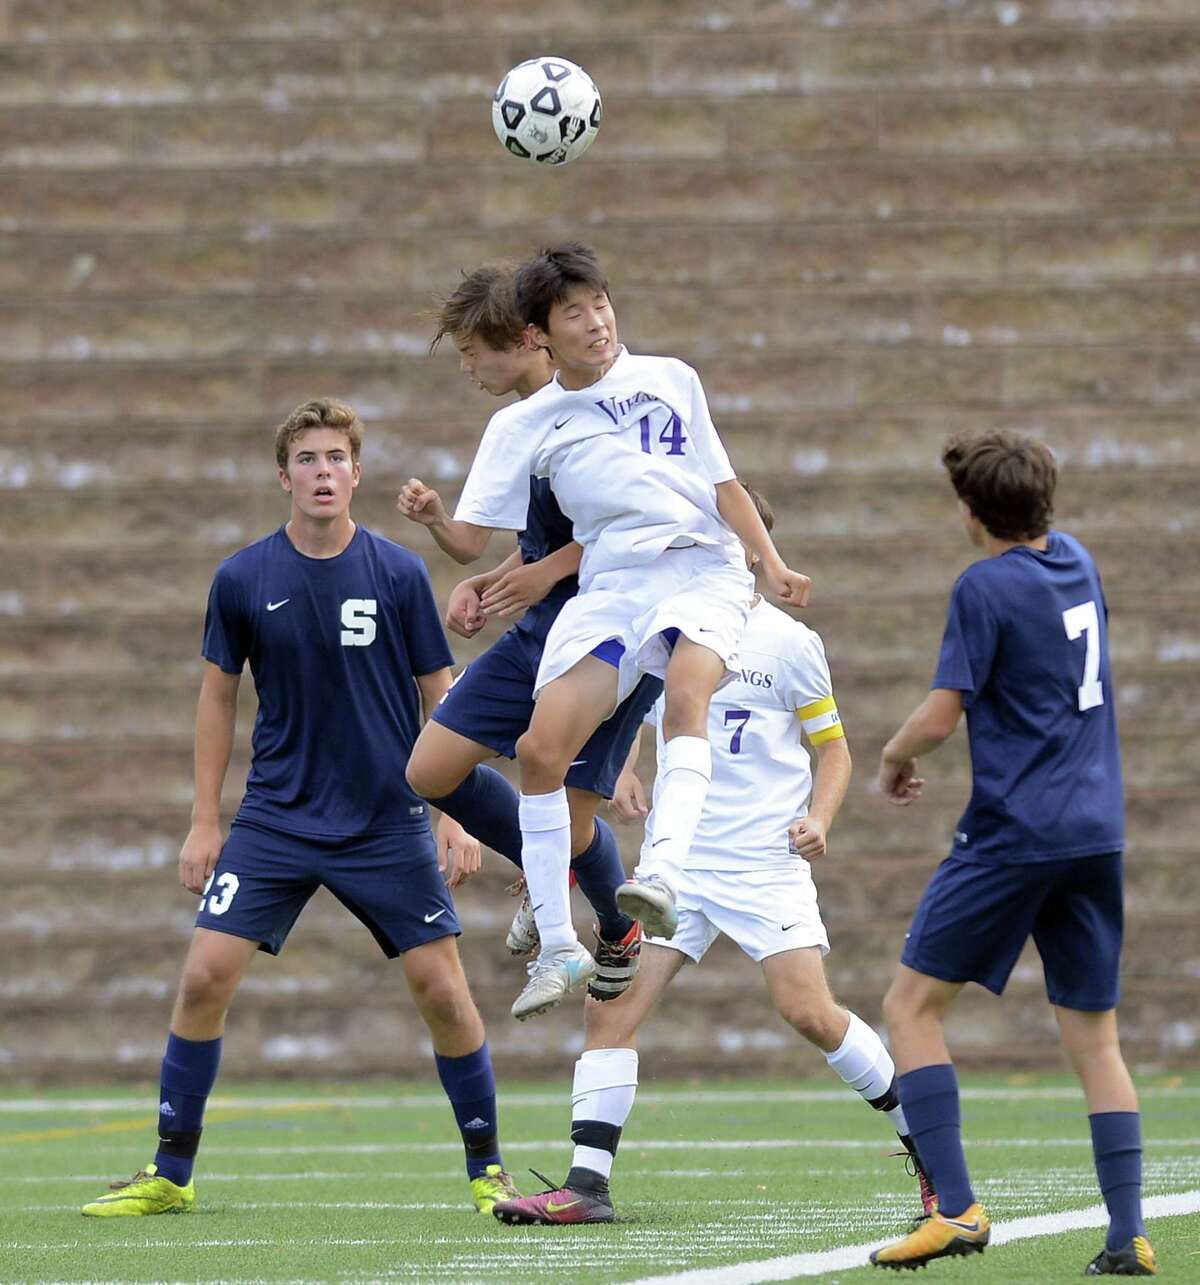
left=153, top=1032, right=222, bottom=1186
left=435, top=1043, right=502, bottom=1179
left=897, top=1064, right=975, bottom=1218
left=432, top=765, right=523, bottom=870
left=571, top=818, right=634, bottom=941
left=1090, top=1111, right=1145, bottom=1250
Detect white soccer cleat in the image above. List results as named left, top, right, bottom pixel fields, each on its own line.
left=616, top=874, right=678, bottom=940
left=510, top=942, right=596, bottom=1021
left=505, top=883, right=540, bottom=957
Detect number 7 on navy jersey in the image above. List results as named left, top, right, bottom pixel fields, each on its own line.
left=1062, top=599, right=1104, bottom=711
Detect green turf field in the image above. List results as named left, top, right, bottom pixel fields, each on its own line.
left=1, top=1074, right=1195, bottom=1283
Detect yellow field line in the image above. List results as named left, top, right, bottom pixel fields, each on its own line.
left=0, top=1101, right=338, bottom=1146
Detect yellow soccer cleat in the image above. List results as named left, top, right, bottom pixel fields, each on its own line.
left=1084, top=1235, right=1159, bottom=1276
left=870, top=1202, right=990, bottom=1270
left=81, top=1164, right=195, bottom=1217
left=469, top=1163, right=521, bottom=1215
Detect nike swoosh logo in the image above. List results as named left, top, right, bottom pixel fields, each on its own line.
left=266, top=599, right=290, bottom=611
left=781, top=922, right=800, bottom=932
left=553, top=416, right=575, bottom=430
left=942, top=1216, right=982, bottom=1232
left=569, top=758, right=587, bottom=767
left=423, top=909, right=448, bottom=924
left=697, top=627, right=716, bottom=633
left=545, top=1198, right=582, bottom=1213
left=651, top=838, right=670, bottom=847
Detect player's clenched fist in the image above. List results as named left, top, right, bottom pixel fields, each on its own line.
left=766, top=566, right=812, bottom=608
left=787, top=815, right=828, bottom=859
left=397, top=477, right=448, bottom=527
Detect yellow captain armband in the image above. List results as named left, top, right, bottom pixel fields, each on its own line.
left=797, top=695, right=845, bottom=745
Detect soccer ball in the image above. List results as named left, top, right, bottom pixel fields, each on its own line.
left=492, top=57, right=602, bottom=166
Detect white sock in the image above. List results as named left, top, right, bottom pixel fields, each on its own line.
left=825, top=1011, right=910, bottom=1136
left=518, top=788, right=576, bottom=955
left=569, top=1047, right=639, bottom=1181
left=632, top=735, right=710, bottom=888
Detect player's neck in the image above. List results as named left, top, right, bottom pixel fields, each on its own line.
left=983, top=533, right=1050, bottom=558
left=514, top=364, right=554, bottom=399
left=286, top=512, right=357, bottom=559
left=555, top=353, right=617, bottom=390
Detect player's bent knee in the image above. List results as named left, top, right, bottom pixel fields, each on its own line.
left=409, top=972, right=476, bottom=1030
left=404, top=749, right=456, bottom=801
left=177, top=957, right=240, bottom=1016
left=881, top=981, right=915, bottom=1030
left=515, top=729, right=570, bottom=781
left=779, top=1002, right=842, bottom=1048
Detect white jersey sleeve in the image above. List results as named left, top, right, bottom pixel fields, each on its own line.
left=685, top=363, right=737, bottom=486
left=452, top=402, right=535, bottom=532
left=780, top=629, right=845, bottom=747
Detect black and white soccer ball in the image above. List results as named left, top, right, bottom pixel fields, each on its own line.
left=492, top=57, right=602, bottom=166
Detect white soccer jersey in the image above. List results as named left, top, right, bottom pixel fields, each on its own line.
left=643, top=599, right=845, bottom=871
left=453, top=348, right=743, bottom=586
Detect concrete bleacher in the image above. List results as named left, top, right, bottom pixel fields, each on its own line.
left=2, top=0, right=1197, bottom=1079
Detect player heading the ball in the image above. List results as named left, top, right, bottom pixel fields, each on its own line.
left=452, top=241, right=811, bottom=1021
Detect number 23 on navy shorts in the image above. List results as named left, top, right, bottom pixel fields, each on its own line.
left=195, top=820, right=459, bottom=957
left=900, top=851, right=1124, bottom=1011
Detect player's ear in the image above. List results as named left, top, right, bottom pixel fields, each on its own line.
left=525, top=321, right=549, bottom=352
left=278, top=467, right=292, bottom=492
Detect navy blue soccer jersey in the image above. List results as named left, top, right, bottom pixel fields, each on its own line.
left=933, top=530, right=1124, bottom=864
left=517, top=477, right=578, bottom=601
left=202, top=525, right=454, bottom=838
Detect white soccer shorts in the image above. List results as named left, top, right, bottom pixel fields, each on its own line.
left=532, top=543, right=754, bottom=704
left=647, top=864, right=830, bottom=964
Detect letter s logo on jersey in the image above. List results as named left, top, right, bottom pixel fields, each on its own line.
left=340, top=598, right=377, bottom=647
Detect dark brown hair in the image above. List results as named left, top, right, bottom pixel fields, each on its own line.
left=274, top=398, right=363, bottom=469
left=429, top=262, right=525, bottom=353
left=513, top=241, right=610, bottom=333
left=941, top=429, right=1056, bottom=541
left=741, top=480, right=775, bottom=532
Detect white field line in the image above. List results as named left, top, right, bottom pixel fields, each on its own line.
left=3, top=1190, right=1197, bottom=1263
left=624, top=1189, right=1200, bottom=1284
left=1, top=1085, right=1197, bottom=1113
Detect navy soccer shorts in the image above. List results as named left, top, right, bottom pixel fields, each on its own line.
left=194, top=820, right=459, bottom=957
left=900, top=851, right=1124, bottom=1011
left=432, top=602, right=662, bottom=799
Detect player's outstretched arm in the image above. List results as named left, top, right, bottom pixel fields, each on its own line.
left=877, top=689, right=963, bottom=806
left=788, top=736, right=851, bottom=859
left=397, top=477, right=493, bottom=564
left=179, top=663, right=241, bottom=894
left=715, top=479, right=811, bottom=606
left=479, top=541, right=583, bottom=619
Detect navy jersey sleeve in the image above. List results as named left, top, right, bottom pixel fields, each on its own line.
left=396, top=557, right=455, bottom=677
left=201, top=562, right=249, bottom=675
left=932, top=572, right=998, bottom=709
